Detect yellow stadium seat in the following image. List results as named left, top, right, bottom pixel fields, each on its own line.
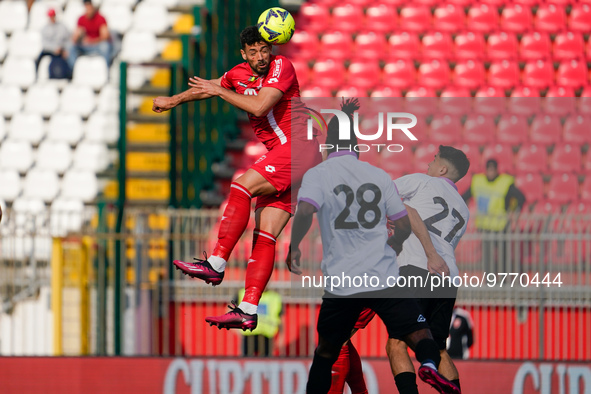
left=151, top=69, right=171, bottom=88
left=162, top=40, right=182, bottom=61
left=128, top=124, right=170, bottom=144
left=173, top=14, right=194, bottom=34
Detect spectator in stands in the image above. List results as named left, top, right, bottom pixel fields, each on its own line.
left=37, top=8, right=71, bottom=77
left=447, top=307, right=474, bottom=360
left=462, top=159, right=525, bottom=272
left=67, top=0, right=111, bottom=69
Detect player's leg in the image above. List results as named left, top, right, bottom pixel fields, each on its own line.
left=345, top=341, right=368, bottom=394
left=439, top=350, right=461, bottom=391
left=172, top=168, right=278, bottom=284
left=328, top=340, right=350, bottom=394
left=386, top=338, right=418, bottom=394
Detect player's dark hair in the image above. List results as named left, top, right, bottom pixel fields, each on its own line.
left=326, top=98, right=360, bottom=157
left=240, top=26, right=268, bottom=49
left=439, top=145, right=470, bottom=182
left=486, top=159, right=498, bottom=170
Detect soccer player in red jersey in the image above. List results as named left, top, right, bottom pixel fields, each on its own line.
left=152, top=26, right=320, bottom=330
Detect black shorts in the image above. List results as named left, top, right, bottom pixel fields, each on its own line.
left=399, top=265, right=457, bottom=350
left=316, top=289, right=430, bottom=348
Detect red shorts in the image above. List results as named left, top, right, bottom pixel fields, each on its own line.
left=251, top=139, right=321, bottom=215
left=354, top=308, right=376, bottom=330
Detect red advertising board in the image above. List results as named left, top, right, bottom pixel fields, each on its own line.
left=0, top=358, right=589, bottom=393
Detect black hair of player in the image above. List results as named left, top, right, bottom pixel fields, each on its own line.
left=439, top=145, right=470, bottom=182
left=240, top=26, right=269, bottom=49
left=326, top=98, right=361, bottom=157
left=485, top=159, right=498, bottom=170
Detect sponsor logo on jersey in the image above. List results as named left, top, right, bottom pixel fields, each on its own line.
left=265, top=165, right=276, bottom=173
left=244, top=88, right=257, bottom=96
left=254, top=155, right=266, bottom=164
left=272, top=58, right=282, bottom=79
left=417, top=314, right=426, bottom=323
left=238, top=82, right=248, bottom=88
left=267, top=77, right=278, bottom=84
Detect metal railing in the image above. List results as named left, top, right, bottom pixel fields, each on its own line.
left=1, top=208, right=590, bottom=360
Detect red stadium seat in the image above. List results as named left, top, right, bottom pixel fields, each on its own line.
left=297, top=3, right=330, bottom=34
left=565, top=201, right=591, bottom=215
left=312, top=59, right=346, bottom=90
left=415, top=0, right=440, bottom=6
left=508, top=86, right=541, bottom=116
left=428, top=114, right=463, bottom=143
left=487, top=32, right=518, bottom=60
left=522, top=60, right=554, bottom=89
left=453, top=60, right=485, bottom=89
left=586, top=152, right=591, bottom=172
left=447, top=0, right=471, bottom=6
left=457, top=142, right=483, bottom=172
left=515, top=173, right=545, bottom=203
left=404, top=87, right=438, bottom=115
left=530, top=114, right=562, bottom=145
left=534, top=4, right=566, bottom=33
left=497, top=114, right=529, bottom=145
left=380, top=0, right=406, bottom=5
left=454, top=32, right=486, bottom=60
left=543, top=86, right=576, bottom=116
left=421, top=32, right=453, bottom=59
left=335, top=85, right=369, bottom=98
left=500, top=4, right=532, bottom=33
left=519, top=32, right=551, bottom=60
left=388, top=32, right=421, bottom=60
left=414, top=143, right=439, bottom=171
left=547, top=173, right=579, bottom=204
left=515, top=143, right=549, bottom=173
left=556, top=59, right=588, bottom=89
left=455, top=172, right=472, bottom=196
left=552, top=32, right=584, bottom=61
left=319, top=31, right=353, bottom=61
left=291, top=59, right=310, bottom=86
left=284, top=31, right=319, bottom=62
left=463, top=114, right=496, bottom=144
left=243, top=141, right=267, bottom=167
left=466, top=4, right=498, bottom=33
left=563, top=115, right=591, bottom=144
left=382, top=60, right=416, bottom=89
left=482, top=143, right=515, bottom=173
left=381, top=147, right=415, bottom=176
left=330, top=4, right=364, bottom=34
left=364, top=3, right=398, bottom=34
left=300, top=85, right=333, bottom=98
left=417, top=59, right=451, bottom=89
left=479, top=0, right=506, bottom=7
left=532, top=200, right=563, bottom=215
left=474, top=87, right=506, bottom=115
left=399, top=5, right=431, bottom=32
left=580, top=86, right=591, bottom=115
left=568, top=4, right=591, bottom=33
left=581, top=177, right=591, bottom=202
left=354, top=31, right=388, bottom=61
left=551, top=143, right=582, bottom=173
left=440, top=86, right=472, bottom=115
left=370, top=86, right=403, bottom=98
left=347, top=60, right=380, bottom=90
left=488, top=60, right=520, bottom=89
left=433, top=4, right=465, bottom=32
left=346, top=0, right=376, bottom=6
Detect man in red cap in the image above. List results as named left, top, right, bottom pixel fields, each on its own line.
left=37, top=7, right=70, bottom=72
left=67, top=0, right=111, bottom=69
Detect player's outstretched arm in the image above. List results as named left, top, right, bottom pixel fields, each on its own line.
left=152, top=77, right=222, bottom=113
left=405, top=204, right=450, bottom=276
left=287, top=201, right=317, bottom=274
left=189, top=76, right=283, bottom=117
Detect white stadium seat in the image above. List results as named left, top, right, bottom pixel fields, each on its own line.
left=8, top=113, right=45, bottom=145
left=0, top=140, right=34, bottom=173
left=0, top=33, right=7, bottom=61
left=61, top=170, right=98, bottom=202
left=11, top=197, right=46, bottom=234
left=28, top=1, right=64, bottom=31
left=0, top=170, right=22, bottom=201
left=126, top=66, right=148, bottom=90
left=63, top=0, right=85, bottom=32
left=86, top=113, right=119, bottom=144
left=60, top=85, right=96, bottom=117
left=24, top=85, right=60, bottom=117
left=0, top=1, right=28, bottom=34
left=22, top=168, right=60, bottom=202
left=47, top=112, right=84, bottom=144
left=36, top=140, right=72, bottom=173
left=120, top=31, right=158, bottom=63
left=0, top=117, right=6, bottom=141
left=2, top=58, right=36, bottom=88
left=72, top=56, right=108, bottom=89
left=8, top=31, right=43, bottom=60
left=50, top=198, right=85, bottom=236
left=103, top=0, right=137, bottom=7
left=145, top=0, right=180, bottom=6
left=101, top=4, right=133, bottom=34
left=0, top=86, right=23, bottom=116
left=132, top=3, right=170, bottom=34
left=97, top=85, right=119, bottom=114
left=73, top=141, right=110, bottom=172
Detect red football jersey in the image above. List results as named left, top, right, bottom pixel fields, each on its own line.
left=220, top=55, right=306, bottom=150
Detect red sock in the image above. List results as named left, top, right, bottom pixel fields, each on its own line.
left=346, top=342, right=368, bottom=394
left=212, top=182, right=252, bottom=261
left=242, top=229, right=276, bottom=305
left=329, top=343, right=350, bottom=394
